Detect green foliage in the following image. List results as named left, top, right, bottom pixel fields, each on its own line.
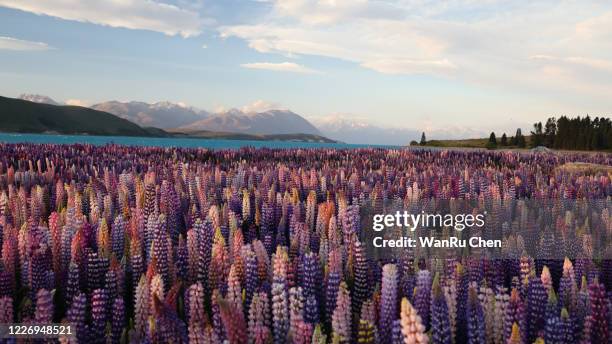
left=486, top=132, right=497, bottom=149
left=500, top=133, right=508, bottom=146
left=537, top=115, right=611, bottom=151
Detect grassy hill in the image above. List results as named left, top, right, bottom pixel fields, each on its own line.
left=0, top=96, right=165, bottom=137
left=418, top=136, right=533, bottom=149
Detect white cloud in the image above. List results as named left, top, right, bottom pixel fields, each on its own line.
left=0, top=0, right=204, bottom=37
left=221, top=0, right=612, bottom=98
left=241, top=100, right=284, bottom=113
left=361, top=58, right=456, bottom=75
left=0, top=36, right=52, bottom=51
left=241, top=61, right=320, bottom=74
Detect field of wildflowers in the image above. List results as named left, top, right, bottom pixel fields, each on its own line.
left=0, top=143, right=609, bottom=343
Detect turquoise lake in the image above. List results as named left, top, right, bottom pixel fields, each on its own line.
left=0, top=133, right=399, bottom=150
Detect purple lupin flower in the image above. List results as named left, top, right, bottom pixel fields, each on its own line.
left=300, top=252, right=320, bottom=310
left=467, top=285, right=485, bottom=344
left=559, top=307, right=576, bottom=344
left=455, top=263, right=469, bottom=344
left=430, top=274, right=451, bottom=344
left=544, top=310, right=563, bottom=343
left=110, top=214, right=125, bottom=260
left=244, top=247, right=259, bottom=314
left=175, top=234, right=188, bottom=283
left=218, top=296, right=248, bottom=344
left=559, top=257, right=577, bottom=311
left=90, top=288, right=108, bottom=343
left=526, top=274, right=546, bottom=343
left=414, top=269, right=432, bottom=330
left=151, top=214, right=169, bottom=287
left=289, top=286, right=305, bottom=338
left=391, top=319, right=403, bottom=344
left=325, top=270, right=341, bottom=327
left=133, top=275, right=150, bottom=340
left=248, top=293, right=271, bottom=344
left=65, top=261, right=80, bottom=308
left=272, top=247, right=289, bottom=344
left=545, top=288, right=560, bottom=320
left=111, top=297, right=125, bottom=344
left=379, top=263, right=398, bottom=344
left=574, top=275, right=589, bottom=329
left=353, top=241, right=370, bottom=314
left=152, top=293, right=188, bottom=344
left=195, top=219, right=213, bottom=295
left=67, top=293, right=87, bottom=343
left=34, top=288, right=53, bottom=323
left=586, top=280, right=609, bottom=343
left=0, top=296, right=13, bottom=323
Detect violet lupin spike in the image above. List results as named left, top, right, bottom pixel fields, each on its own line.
left=111, top=297, right=125, bottom=344
left=34, top=288, right=53, bottom=323
left=110, top=214, right=125, bottom=260
left=134, top=275, right=150, bottom=340
left=353, top=241, right=370, bottom=315
left=90, top=288, right=108, bottom=343
left=218, top=296, right=248, bottom=344
left=66, top=293, right=87, bottom=343
left=430, top=274, right=451, bottom=344
left=65, top=261, right=79, bottom=309
left=0, top=295, right=13, bottom=323
left=559, top=257, right=577, bottom=312
left=248, top=293, right=271, bottom=344
left=414, top=269, right=431, bottom=330
left=559, top=308, right=576, bottom=344
left=227, top=263, right=244, bottom=316
left=586, top=280, right=609, bottom=343
left=392, top=319, right=403, bottom=344
left=244, top=247, right=259, bottom=314
left=272, top=246, right=289, bottom=344
left=379, top=263, right=398, bottom=344
left=443, top=277, right=457, bottom=342
left=525, top=274, right=546, bottom=343
left=289, top=286, right=305, bottom=338
left=175, top=234, right=188, bottom=283
left=325, top=271, right=341, bottom=327
left=467, top=285, right=486, bottom=344
left=455, top=263, right=469, bottom=344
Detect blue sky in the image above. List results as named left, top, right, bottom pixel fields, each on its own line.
left=1, top=0, right=611, bottom=136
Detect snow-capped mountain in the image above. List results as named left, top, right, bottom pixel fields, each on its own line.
left=19, top=94, right=60, bottom=106
left=181, top=109, right=322, bottom=135
left=311, top=115, right=421, bottom=145
left=91, top=101, right=208, bottom=129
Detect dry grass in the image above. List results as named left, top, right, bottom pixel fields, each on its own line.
left=556, top=162, right=612, bottom=174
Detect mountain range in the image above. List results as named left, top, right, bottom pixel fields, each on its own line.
left=16, top=94, right=428, bottom=144
left=91, top=100, right=207, bottom=129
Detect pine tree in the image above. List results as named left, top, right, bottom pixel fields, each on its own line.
left=420, top=132, right=427, bottom=145
left=487, top=132, right=498, bottom=149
